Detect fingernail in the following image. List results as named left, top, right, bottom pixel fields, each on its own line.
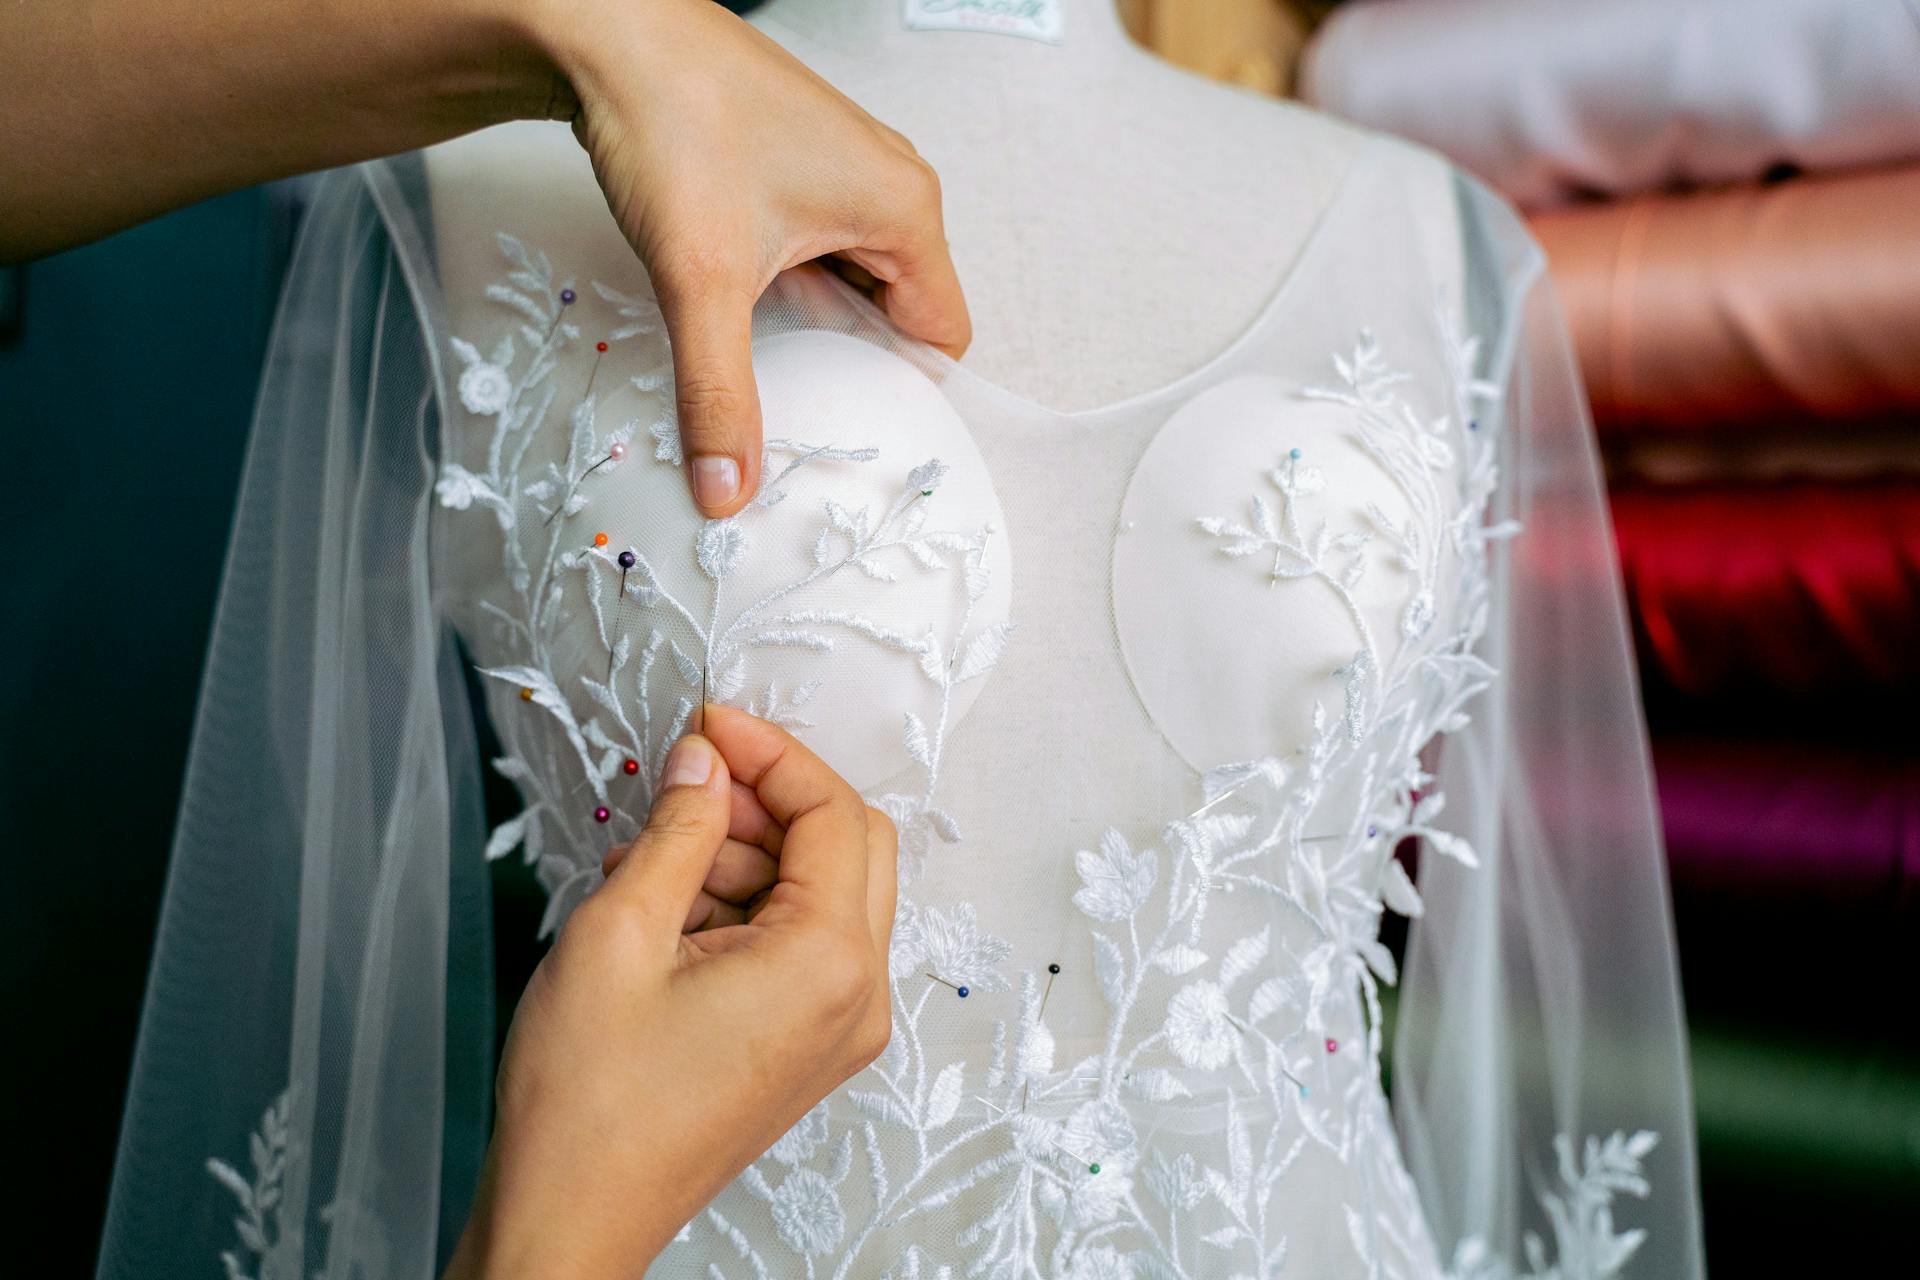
left=692, top=455, right=740, bottom=510
left=661, top=736, right=714, bottom=789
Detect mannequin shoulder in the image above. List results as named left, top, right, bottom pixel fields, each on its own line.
left=1134, top=63, right=1468, bottom=289
left=1364, top=131, right=1470, bottom=308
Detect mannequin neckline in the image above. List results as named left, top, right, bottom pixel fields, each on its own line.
left=805, top=138, right=1375, bottom=423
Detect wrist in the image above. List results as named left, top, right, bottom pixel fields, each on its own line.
left=520, top=0, right=711, bottom=119
left=419, top=0, right=582, bottom=127
left=443, top=1137, right=683, bottom=1280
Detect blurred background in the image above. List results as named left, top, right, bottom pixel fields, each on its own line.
left=4, top=0, right=1914, bottom=1272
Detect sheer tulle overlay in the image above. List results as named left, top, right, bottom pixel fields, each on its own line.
left=98, top=139, right=1703, bottom=1280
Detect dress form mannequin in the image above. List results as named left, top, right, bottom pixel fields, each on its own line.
left=423, top=0, right=1466, bottom=767
left=419, top=12, right=1479, bottom=1271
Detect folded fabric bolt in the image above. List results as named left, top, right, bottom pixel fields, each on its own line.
left=1610, top=479, right=1920, bottom=700
left=1605, top=428, right=1920, bottom=488
left=1300, top=0, right=1920, bottom=208
left=1654, top=737, right=1919, bottom=922
left=1533, top=165, right=1920, bottom=436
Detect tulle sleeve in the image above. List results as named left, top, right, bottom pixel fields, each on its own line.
left=1389, top=172, right=1707, bottom=1278
left=94, top=159, right=490, bottom=1280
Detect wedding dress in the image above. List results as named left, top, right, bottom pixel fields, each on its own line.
left=96, top=125, right=1703, bottom=1280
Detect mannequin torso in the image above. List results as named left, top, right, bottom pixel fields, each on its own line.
left=423, top=0, right=1467, bottom=771
left=418, top=9, right=1486, bottom=1274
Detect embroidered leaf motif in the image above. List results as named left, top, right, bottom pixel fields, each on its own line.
left=1217, top=929, right=1270, bottom=993
left=484, top=808, right=539, bottom=863
left=1151, top=945, right=1209, bottom=976
left=902, top=711, right=932, bottom=768
left=923, top=1063, right=964, bottom=1129
left=953, top=620, right=1014, bottom=683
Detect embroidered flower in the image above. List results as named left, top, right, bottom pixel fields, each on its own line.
left=918, top=902, right=1012, bottom=994
left=768, top=1167, right=845, bottom=1256
left=650, top=417, right=683, bottom=465
left=766, top=1101, right=830, bottom=1167
left=1069, top=1168, right=1135, bottom=1229
left=1401, top=589, right=1435, bottom=642
left=457, top=361, right=513, bottom=416
left=435, top=464, right=486, bottom=511
left=1072, top=830, right=1157, bottom=923
left=696, top=518, right=747, bottom=580
left=1063, top=1100, right=1139, bottom=1225
left=1163, top=980, right=1236, bottom=1071
left=907, top=458, right=948, bottom=493
left=887, top=899, right=925, bottom=977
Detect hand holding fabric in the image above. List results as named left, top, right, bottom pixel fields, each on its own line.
left=444, top=706, right=899, bottom=1279
left=2, top=0, right=972, bottom=518
left=547, top=0, right=973, bottom=516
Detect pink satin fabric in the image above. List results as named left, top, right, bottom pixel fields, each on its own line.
left=1534, top=165, right=1920, bottom=436
left=1609, top=479, right=1920, bottom=700
left=1652, top=735, right=1920, bottom=1041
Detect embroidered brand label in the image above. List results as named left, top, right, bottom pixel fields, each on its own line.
left=902, top=0, right=1064, bottom=44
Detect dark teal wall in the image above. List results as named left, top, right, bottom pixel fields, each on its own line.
left=0, top=187, right=292, bottom=1272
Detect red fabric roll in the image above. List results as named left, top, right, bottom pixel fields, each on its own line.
left=1610, top=479, right=1920, bottom=700
left=1533, top=165, right=1920, bottom=436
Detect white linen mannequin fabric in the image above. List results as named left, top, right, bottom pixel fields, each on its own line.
left=96, top=121, right=1706, bottom=1280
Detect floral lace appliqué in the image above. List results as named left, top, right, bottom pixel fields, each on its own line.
left=190, top=241, right=1663, bottom=1280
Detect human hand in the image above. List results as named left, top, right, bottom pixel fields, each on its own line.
left=444, top=705, right=898, bottom=1279
left=536, top=0, right=973, bottom=517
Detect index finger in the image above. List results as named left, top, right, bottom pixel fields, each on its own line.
left=835, top=231, right=972, bottom=361
left=700, top=703, right=870, bottom=915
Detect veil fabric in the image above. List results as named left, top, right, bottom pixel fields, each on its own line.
left=94, top=158, right=492, bottom=1280
left=1393, top=178, right=1704, bottom=1279
left=97, top=151, right=1702, bottom=1279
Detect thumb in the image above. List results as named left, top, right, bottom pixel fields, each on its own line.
left=657, top=272, right=762, bottom=518
left=599, top=735, right=732, bottom=931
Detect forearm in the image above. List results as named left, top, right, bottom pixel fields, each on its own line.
left=0, top=0, right=573, bottom=263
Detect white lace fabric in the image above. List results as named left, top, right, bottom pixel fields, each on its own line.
left=96, top=141, right=1704, bottom=1280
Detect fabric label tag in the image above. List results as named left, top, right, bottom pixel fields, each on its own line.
left=902, top=0, right=1064, bottom=44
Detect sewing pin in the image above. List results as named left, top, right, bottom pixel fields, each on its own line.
left=1222, top=1012, right=1310, bottom=1092
left=584, top=340, right=609, bottom=398
left=540, top=286, right=577, bottom=342
left=543, top=438, right=630, bottom=527
left=1270, top=446, right=1305, bottom=589
left=1038, top=962, right=1061, bottom=1019
left=1021, top=962, right=1065, bottom=1113
left=608, top=549, right=636, bottom=683
left=1050, top=1140, right=1101, bottom=1175
left=694, top=653, right=708, bottom=736
left=927, top=972, right=970, bottom=998
left=1304, top=822, right=1380, bottom=844
left=973, top=1097, right=1098, bottom=1171
left=1188, top=776, right=1253, bottom=820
